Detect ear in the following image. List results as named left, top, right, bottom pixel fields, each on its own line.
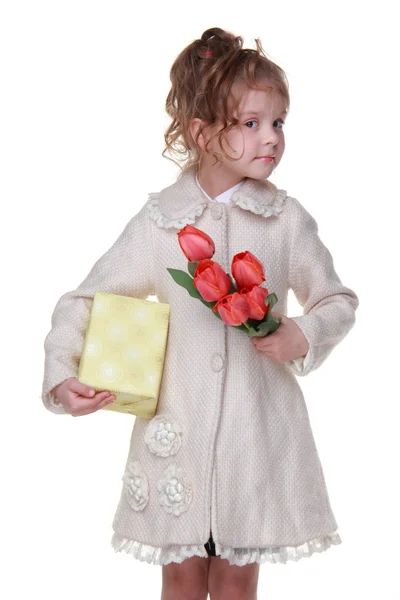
left=189, top=118, right=207, bottom=152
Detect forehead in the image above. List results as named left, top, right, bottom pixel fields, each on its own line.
left=230, top=81, right=286, bottom=115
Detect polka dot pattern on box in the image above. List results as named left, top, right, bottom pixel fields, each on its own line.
left=77, top=294, right=170, bottom=418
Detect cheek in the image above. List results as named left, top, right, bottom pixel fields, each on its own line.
left=224, top=130, right=244, bottom=155
left=243, top=135, right=258, bottom=156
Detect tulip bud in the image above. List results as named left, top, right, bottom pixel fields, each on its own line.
left=232, top=251, right=266, bottom=290
left=213, top=292, right=250, bottom=326
left=193, top=259, right=231, bottom=302
left=177, top=225, right=215, bottom=262
left=239, top=285, right=269, bottom=320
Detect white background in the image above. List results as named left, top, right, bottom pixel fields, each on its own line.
left=1, top=1, right=399, bottom=598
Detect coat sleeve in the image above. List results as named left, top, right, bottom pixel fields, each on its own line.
left=40, top=202, right=156, bottom=414
left=285, top=197, right=359, bottom=377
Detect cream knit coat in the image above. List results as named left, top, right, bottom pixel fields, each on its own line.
left=41, top=166, right=359, bottom=566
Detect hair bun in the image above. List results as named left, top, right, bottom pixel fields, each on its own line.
left=201, top=28, right=221, bottom=42
left=200, top=27, right=240, bottom=51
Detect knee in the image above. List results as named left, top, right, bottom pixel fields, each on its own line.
left=166, top=576, right=207, bottom=600
left=209, top=562, right=259, bottom=600
left=161, top=557, right=208, bottom=600
left=210, top=580, right=258, bottom=600
left=162, top=574, right=208, bottom=600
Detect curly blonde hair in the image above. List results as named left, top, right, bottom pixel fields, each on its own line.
left=162, top=27, right=290, bottom=173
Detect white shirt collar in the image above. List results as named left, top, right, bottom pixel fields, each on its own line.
left=195, top=174, right=244, bottom=203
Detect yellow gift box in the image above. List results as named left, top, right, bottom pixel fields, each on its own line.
left=78, top=292, right=170, bottom=418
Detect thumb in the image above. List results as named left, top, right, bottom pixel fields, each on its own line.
left=70, top=377, right=95, bottom=397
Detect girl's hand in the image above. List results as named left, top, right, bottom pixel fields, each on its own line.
left=251, top=312, right=309, bottom=363
left=51, top=377, right=116, bottom=417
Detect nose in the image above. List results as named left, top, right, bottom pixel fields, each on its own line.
left=261, top=123, right=280, bottom=146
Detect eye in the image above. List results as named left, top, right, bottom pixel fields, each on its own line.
left=244, top=118, right=285, bottom=130
left=244, top=120, right=258, bottom=129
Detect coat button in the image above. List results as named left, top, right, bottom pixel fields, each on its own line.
left=211, top=353, right=224, bottom=372
left=210, top=203, right=223, bottom=220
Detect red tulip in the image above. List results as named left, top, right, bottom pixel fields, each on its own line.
left=212, top=292, right=250, bottom=326
left=231, top=251, right=266, bottom=290
left=239, top=285, right=269, bottom=320
left=177, top=225, right=215, bottom=262
left=193, top=259, right=231, bottom=302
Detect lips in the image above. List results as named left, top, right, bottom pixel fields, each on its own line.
left=256, top=155, right=275, bottom=159
left=255, top=156, right=275, bottom=163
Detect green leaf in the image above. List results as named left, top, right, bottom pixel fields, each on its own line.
left=246, top=312, right=282, bottom=337
left=167, top=267, right=223, bottom=319
left=231, top=323, right=249, bottom=332
left=264, top=292, right=278, bottom=308
left=187, top=261, right=199, bottom=277
left=247, top=318, right=262, bottom=327
left=247, top=326, right=258, bottom=336
left=267, top=320, right=281, bottom=334
left=257, top=321, right=273, bottom=334
left=166, top=268, right=203, bottom=300
left=166, top=269, right=194, bottom=292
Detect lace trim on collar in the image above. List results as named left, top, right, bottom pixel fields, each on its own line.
left=146, top=186, right=288, bottom=230
left=232, top=186, right=287, bottom=218
left=146, top=193, right=208, bottom=230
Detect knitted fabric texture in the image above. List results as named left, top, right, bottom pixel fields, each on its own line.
left=41, top=166, right=359, bottom=565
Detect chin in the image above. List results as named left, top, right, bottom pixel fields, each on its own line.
left=248, top=166, right=275, bottom=180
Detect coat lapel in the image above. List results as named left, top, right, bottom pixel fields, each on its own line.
left=147, top=166, right=288, bottom=229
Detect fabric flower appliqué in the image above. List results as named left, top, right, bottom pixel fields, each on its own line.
left=122, top=460, right=149, bottom=511
left=157, top=464, right=193, bottom=516
left=144, top=414, right=183, bottom=457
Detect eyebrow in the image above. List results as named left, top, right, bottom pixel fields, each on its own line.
left=239, top=108, right=288, bottom=117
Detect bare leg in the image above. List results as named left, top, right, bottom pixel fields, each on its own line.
left=208, top=555, right=260, bottom=600
left=161, top=555, right=211, bottom=600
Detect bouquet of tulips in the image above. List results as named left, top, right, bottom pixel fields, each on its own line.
left=167, top=225, right=282, bottom=337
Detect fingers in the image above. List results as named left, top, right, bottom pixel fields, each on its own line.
left=252, top=335, right=271, bottom=348
left=70, top=390, right=116, bottom=417
left=69, top=377, right=96, bottom=398
left=53, top=378, right=116, bottom=415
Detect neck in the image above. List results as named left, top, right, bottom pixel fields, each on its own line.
left=196, top=166, right=244, bottom=199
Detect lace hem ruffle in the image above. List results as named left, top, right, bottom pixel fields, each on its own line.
left=111, top=531, right=342, bottom=566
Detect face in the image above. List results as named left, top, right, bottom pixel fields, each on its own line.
left=196, top=80, right=287, bottom=188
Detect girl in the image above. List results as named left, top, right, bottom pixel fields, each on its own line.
left=42, top=27, right=359, bottom=600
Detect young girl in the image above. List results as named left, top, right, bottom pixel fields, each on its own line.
left=41, top=27, right=359, bottom=600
